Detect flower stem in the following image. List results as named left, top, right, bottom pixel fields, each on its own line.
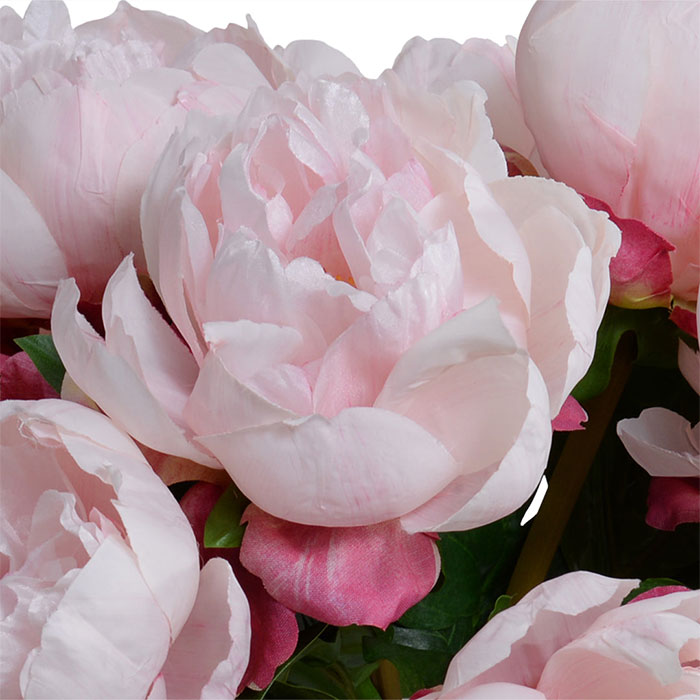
left=507, top=331, right=636, bottom=601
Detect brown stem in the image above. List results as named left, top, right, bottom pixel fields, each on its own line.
left=507, top=331, right=636, bottom=601
left=372, top=659, right=402, bottom=700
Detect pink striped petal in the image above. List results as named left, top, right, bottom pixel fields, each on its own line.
left=239, top=505, right=440, bottom=629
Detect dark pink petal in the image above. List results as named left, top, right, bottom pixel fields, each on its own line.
left=179, top=483, right=299, bottom=691
left=646, top=477, right=700, bottom=531
left=629, top=585, right=691, bottom=603
left=583, top=196, right=674, bottom=309
left=670, top=305, right=698, bottom=339
left=551, top=395, right=588, bottom=431
left=239, top=505, right=440, bottom=630
left=0, top=352, right=59, bottom=400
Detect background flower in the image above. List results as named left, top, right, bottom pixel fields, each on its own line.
left=1, top=399, right=250, bottom=698
left=417, top=572, right=700, bottom=699
left=515, top=0, right=700, bottom=307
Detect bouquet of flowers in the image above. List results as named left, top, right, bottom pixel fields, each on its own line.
left=1, top=1, right=698, bottom=698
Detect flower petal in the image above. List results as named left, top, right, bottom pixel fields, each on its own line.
left=160, top=558, right=251, bottom=700
left=198, top=407, right=459, bottom=527
left=239, top=505, right=439, bottom=629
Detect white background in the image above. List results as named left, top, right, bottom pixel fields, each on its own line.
left=4, top=0, right=534, bottom=76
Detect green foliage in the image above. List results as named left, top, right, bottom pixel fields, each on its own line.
left=248, top=625, right=380, bottom=700
left=14, top=334, right=66, bottom=393
left=488, top=594, right=513, bottom=620
left=361, top=509, right=526, bottom=697
left=622, top=578, right=685, bottom=605
left=572, top=306, right=678, bottom=401
left=203, top=485, right=248, bottom=548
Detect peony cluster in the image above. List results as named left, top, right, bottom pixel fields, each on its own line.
left=1, top=0, right=697, bottom=698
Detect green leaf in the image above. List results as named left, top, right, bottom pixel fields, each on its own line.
left=622, top=578, right=685, bottom=605
left=362, top=627, right=449, bottom=698
left=399, top=508, right=525, bottom=631
left=203, top=485, right=247, bottom=548
left=488, top=594, right=513, bottom=620
left=14, top=334, right=65, bottom=393
left=572, top=306, right=678, bottom=402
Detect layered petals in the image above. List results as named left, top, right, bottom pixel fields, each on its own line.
left=0, top=399, right=202, bottom=698
left=422, top=571, right=700, bottom=699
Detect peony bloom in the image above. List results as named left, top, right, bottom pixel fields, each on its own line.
left=416, top=571, right=700, bottom=699
left=618, top=292, right=700, bottom=530
left=0, top=399, right=250, bottom=698
left=0, top=0, right=359, bottom=319
left=392, top=33, right=541, bottom=173
left=53, top=66, right=619, bottom=536
left=515, top=1, right=700, bottom=307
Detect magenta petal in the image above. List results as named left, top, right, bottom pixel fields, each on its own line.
left=551, top=395, right=587, bottom=432
left=583, top=196, right=674, bottom=309
left=670, top=305, right=698, bottom=339
left=629, top=585, right=691, bottom=603
left=239, top=505, right=440, bottom=629
left=646, top=477, right=700, bottom=531
left=0, top=352, right=59, bottom=400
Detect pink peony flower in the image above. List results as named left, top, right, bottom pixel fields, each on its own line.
left=52, top=66, right=619, bottom=536
left=515, top=1, right=700, bottom=307
left=618, top=292, right=700, bottom=530
left=392, top=34, right=541, bottom=173
left=0, top=0, right=359, bottom=319
left=1, top=399, right=250, bottom=698
left=416, top=571, right=700, bottom=699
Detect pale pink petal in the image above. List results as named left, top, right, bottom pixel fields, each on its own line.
left=313, top=236, right=463, bottom=416
left=178, top=483, right=299, bottom=692
left=679, top=340, right=699, bottom=395
left=4, top=399, right=201, bottom=638
left=161, top=558, right=251, bottom=699
left=19, top=535, right=171, bottom=699
left=239, top=505, right=439, bottom=629
left=0, top=70, right=190, bottom=302
left=51, top=278, right=218, bottom=467
left=401, top=356, right=551, bottom=532
left=646, top=477, right=700, bottom=531
left=441, top=572, right=637, bottom=692
left=672, top=306, right=699, bottom=339
left=279, top=40, right=360, bottom=79
left=75, top=0, right=202, bottom=65
left=198, top=407, right=459, bottom=527
left=538, top=589, right=700, bottom=698
left=442, top=683, right=546, bottom=700
left=102, top=255, right=199, bottom=422
left=617, top=407, right=699, bottom=478
left=376, top=298, right=531, bottom=472
left=491, top=177, right=620, bottom=415
left=393, top=36, right=537, bottom=163
left=0, top=169, right=68, bottom=317
left=552, top=395, right=588, bottom=432
left=0, top=352, right=59, bottom=400
left=516, top=1, right=699, bottom=301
